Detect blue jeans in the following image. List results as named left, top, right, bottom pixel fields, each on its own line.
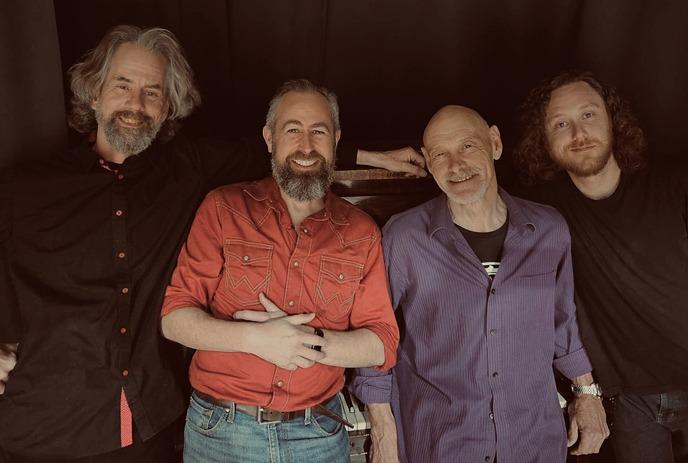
left=183, top=391, right=350, bottom=463
left=612, top=391, right=688, bottom=463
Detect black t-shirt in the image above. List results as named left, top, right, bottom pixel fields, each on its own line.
left=0, top=135, right=357, bottom=458
left=533, top=169, right=688, bottom=395
left=456, top=218, right=508, bottom=279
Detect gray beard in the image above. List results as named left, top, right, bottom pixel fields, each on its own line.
left=271, top=152, right=334, bottom=201
left=96, top=109, right=162, bottom=157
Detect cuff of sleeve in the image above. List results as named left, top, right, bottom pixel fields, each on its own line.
left=350, top=371, right=393, bottom=404
left=553, top=347, right=593, bottom=380
left=161, top=296, right=204, bottom=317
left=365, top=324, right=398, bottom=371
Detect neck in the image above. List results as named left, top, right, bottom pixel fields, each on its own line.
left=449, top=186, right=507, bottom=232
left=568, top=155, right=621, bottom=200
left=280, top=190, right=325, bottom=230
left=94, top=129, right=127, bottom=164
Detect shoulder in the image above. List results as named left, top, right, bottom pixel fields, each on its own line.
left=329, top=194, right=381, bottom=238
left=383, top=195, right=439, bottom=236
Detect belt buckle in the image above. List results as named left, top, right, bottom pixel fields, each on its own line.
left=257, top=406, right=282, bottom=425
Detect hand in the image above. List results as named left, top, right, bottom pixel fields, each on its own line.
left=368, top=403, right=399, bottom=463
left=238, top=294, right=325, bottom=370
left=0, top=343, right=18, bottom=395
left=567, top=395, right=610, bottom=455
left=357, top=147, right=427, bottom=177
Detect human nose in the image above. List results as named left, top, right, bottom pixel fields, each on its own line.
left=299, top=133, right=314, bottom=152
left=125, top=90, right=145, bottom=112
left=571, top=122, right=587, bottom=142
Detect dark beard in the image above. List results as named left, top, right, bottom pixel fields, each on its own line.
left=96, top=109, right=162, bottom=156
left=271, top=150, right=334, bottom=201
left=553, top=144, right=613, bottom=178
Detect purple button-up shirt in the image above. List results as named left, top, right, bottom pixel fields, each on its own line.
left=352, top=189, right=592, bottom=463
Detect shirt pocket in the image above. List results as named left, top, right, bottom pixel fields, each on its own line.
left=315, top=255, right=363, bottom=322
left=222, top=239, right=273, bottom=307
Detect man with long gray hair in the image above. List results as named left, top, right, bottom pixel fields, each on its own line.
left=0, top=25, right=418, bottom=462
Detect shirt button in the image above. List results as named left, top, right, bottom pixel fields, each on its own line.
left=122, top=370, right=129, bottom=377
left=293, top=261, right=299, bottom=268
left=117, top=174, right=124, bottom=180
left=121, top=287, right=129, bottom=294
left=275, top=380, right=284, bottom=388
left=288, top=300, right=295, bottom=307
left=117, top=252, right=126, bottom=259
left=489, top=412, right=494, bottom=420
left=485, top=457, right=491, bottom=462
left=302, top=228, right=309, bottom=234
left=243, top=255, right=249, bottom=262
left=492, top=372, right=499, bottom=378
left=490, top=288, right=496, bottom=294
left=120, top=327, right=127, bottom=334
left=115, top=209, right=124, bottom=217
left=489, top=329, right=496, bottom=336
left=99, top=159, right=105, bottom=165
left=338, top=274, right=345, bottom=280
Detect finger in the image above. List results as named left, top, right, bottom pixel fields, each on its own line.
left=0, top=382, right=4, bottom=395
left=299, top=333, right=327, bottom=348
left=258, top=293, right=285, bottom=314
left=233, top=310, right=273, bottom=322
left=393, top=161, right=427, bottom=177
left=297, top=346, right=326, bottom=362
left=403, top=147, right=425, bottom=166
left=285, top=313, right=316, bottom=326
left=570, top=433, right=593, bottom=455
left=284, top=363, right=298, bottom=371
left=292, top=356, right=316, bottom=369
left=567, top=419, right=578, bottom=448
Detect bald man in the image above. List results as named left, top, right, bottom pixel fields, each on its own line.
left=352, top=106, right=608, bottom=462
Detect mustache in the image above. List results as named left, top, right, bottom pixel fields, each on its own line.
left=566, top=138, right=599, bottom=150
left=287, top=150, right=326, bottom=161
left=446, top=168, right=479, bottom=182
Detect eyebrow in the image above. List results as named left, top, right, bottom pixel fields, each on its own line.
left=113, top=75, right=162, bottom=90
left=547, top=102, right=601, bottom=122
left=281, top=120, right=331, bottom=131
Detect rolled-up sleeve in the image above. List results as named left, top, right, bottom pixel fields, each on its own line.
left=349, top=226, right=399, bottom=371
left=161, top=190, right=224, bottom=316
left=552, top=226, right=593, bottom=379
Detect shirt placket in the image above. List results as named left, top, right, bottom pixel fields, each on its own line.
left=270, top=218, right=317, bottom=410
left=107, top=164, right=135, bottom=445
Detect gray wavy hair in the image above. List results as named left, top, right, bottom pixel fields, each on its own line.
left=265, top=79, right=340, bottom=132
left=68, top=25, right=201, bottom=142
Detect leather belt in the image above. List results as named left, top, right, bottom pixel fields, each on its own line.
left=193, top=390, right=353, bottom=428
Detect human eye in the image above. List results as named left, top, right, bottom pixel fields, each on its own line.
left=582, top=111, right=594, bottom=120
left=286, top=128, right=300, bottom=134
left=312, top=129, right=326, bottom=135
left=431, top=151, right=446, bottom=160
left=144, top=90, right=160, bottom=98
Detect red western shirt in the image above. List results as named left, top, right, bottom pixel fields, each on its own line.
left=162, top=176, right=399, bottom=411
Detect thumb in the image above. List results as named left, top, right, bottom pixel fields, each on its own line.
left=258, top=293, right=281, bottom=313
left=285, top=313, right=316, bottom=325
left=567, top=417, right=579, bottom=447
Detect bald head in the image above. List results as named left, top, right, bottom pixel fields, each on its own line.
left=421, top=104, right=503, bottom=207
left=423, top=105, right=490, bottom=147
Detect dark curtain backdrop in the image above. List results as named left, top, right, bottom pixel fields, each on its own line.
left=2, top=0, right=688, bottom=182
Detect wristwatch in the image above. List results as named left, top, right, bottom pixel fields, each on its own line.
left=570, top=382, right=603, bottom=398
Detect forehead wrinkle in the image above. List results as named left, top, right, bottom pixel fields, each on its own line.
left=424, top=105, right=490, bottom=149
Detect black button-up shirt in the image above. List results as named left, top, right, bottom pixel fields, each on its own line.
left=0, top=134, right=356, bottom=458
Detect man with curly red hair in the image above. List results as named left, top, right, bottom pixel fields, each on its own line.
left=514, top=71, right=688, bottom=463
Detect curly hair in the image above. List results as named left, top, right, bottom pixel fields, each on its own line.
left=513, top=71, right=647, bottom=185
left=67, top=25, right=201, bottom=142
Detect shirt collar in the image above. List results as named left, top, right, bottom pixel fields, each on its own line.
left=68, top=137, right=159, bottom=174
left=242, top=177, right=350, bottom=226
left=428, top=187, right=537, bottom=238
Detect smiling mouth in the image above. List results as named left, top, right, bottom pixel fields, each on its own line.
left=570, top=144, right=596, bottom=152
left=449, top=174, right=477, bottom=183
left=117, top=115, right=144, bottom=127
left=291, top=158, right=319, bottom=167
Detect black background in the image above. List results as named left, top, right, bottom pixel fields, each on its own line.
left=2, top=0, right=688, bottom=190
